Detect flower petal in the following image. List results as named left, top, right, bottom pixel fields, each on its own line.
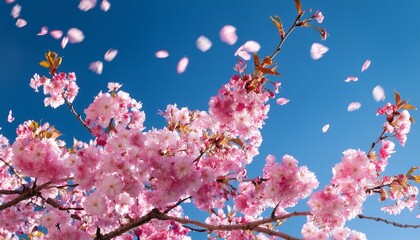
left=50, top=30, right=63, bottom=39
left=89, top=61, right=103, bottom=74
left=322, top=124, right=329, bottom=133
left=347, top=102, right=361, bottom=112
left=155, top=50, right=169, bottom=58
left=7, top=110, right=14, bottom=123
left=177, top=56, right=189, bottom=74
left=104, top=49, right=118, bottom=61
left=78, top=0, right=97, bottom=11
left=220, top=25, right=238, bottom=45
left=15, top=18, right=27, bottom=28
left=242, top=40, right=260, bottom=53
left=276, top=98, right=289, bottom=105
left=11, top=4, right=21, bottom=18
left=361, top=59, right=371, bottom=72
left=67, top=28, right=85, bottom=43
left=196, top=35, right=212, bottom=52
left=310, top=43, right=329, bottom=60
left=61, top=37, right=69, bottom=49
left=100, top=0, right=110, bottom=12
left=37, top=26, right=48, bottom=36
left=372, top=85, right=385, bottom=102
left=344, top=76, right=358, bottom=82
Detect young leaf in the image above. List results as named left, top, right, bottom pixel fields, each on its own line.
left=262, top=56, right=273, bottom=66
left=394, top=91, right=401, bottom=105
left=253, top=53, right=260, bottom=67
left=256, top=66, right=281, bottom=76
left=410, top=116, right=415, bottom=123
left=402, top=103, right=417, bottom=110
left=294, top=0, right=302, bottom=14
left=409, top=175, right=420, bottom=183
left=270, top=16, right=284, bottom=38
left=39, top=60, right=50, bottom=68
left=406, top=166, right=419, bottom=177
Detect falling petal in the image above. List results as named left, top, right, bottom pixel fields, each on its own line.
left=276, top=98, right=289, bottom=105
left=78, top=0, right=97, bottom=11
left=15, top=18, right=27, bottom=28
left=322, top=124, right=330, bottom=133
left=310, top=43, right=329, bottom=60
left=61, top=37, right=69, bottom=49
left=89, top=61, right=103, bottom=74
left=7, top=110, right=14, bottom=123
left=234, top=46, right=251, bottom=61
left=5, top=0, right=15, bottom=4
left=196, top=35, right=212, bottom=52
left=67, top=28, right=84, bottom=43
left=344, top=76, right=358, bottom=82
left=361, top=59, right=371, bottom=72
left=372, top=85, right=385, bottom=102
left=155, top=50, right=169, bottom=58
left=50, top=30, right=63, bottom=39
left=347, top=102, right=361, bottom=112
left=177, top=56, right=189, bottom=74
left=104, top=49, right=118, bottom=61
left=11, top=4, right=21, bottom=18
left=242, top=40, right=260, bottom=53
left=37, top=26, right=48, bottom=36
left=220, top=25, right=238, bottom=45
left=100, top=0, right=111, bottom=12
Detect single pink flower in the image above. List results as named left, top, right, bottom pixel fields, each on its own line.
left=313, top=11, right=324, bottom=23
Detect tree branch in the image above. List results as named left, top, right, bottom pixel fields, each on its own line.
left=62, top=93, right=92, bottom=134
left=358, top=214, right=420, bottom=228
left=0, top=181, right=51, bottom=211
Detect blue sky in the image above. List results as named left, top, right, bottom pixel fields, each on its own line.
left=1, top=0, right=420, bottom=239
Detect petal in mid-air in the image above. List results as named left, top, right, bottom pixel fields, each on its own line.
left=372, top=85, right=385, bottom=102
left=104, top=49, right=118, bottom=62
left=155, top=50, right=169, bottom=58
left=276, top=98, right=289, bottom=105
left=67, top=28, right=85, bottom=43
left=347, top=102, right=361, bottom=112
left=310, top=43, right=329, bottom=60
left=177, top=56, right=189, bottom=74
left=220, top=25, right=238, bottom=45
left=89, top=61, right=103, bottom=74
left=361, top=59, right=371, bottom=72
left=196, top=35, right=212, bottom=52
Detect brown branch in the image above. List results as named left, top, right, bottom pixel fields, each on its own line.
left=62, top=93, right=92, bottom=134
left=358, top=214, right=420, bottom=228
left=163, top=196, right=192, bottom=214
left=0, top=181, right=51, bottom=211
left=0, top=189, right=22, bottom=195
left=0, top=157, right=23, bottom=180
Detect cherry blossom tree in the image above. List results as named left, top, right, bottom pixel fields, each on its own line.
left=1, top=1, right=420, bottom=239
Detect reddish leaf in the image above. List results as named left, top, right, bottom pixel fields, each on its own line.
left=402, top=104, right=417, bottom=110
left=394, top=91, right=401, bottom=105
left=256, top=66, right=281, bottom=76
left=294, top=0, right=302, bottom=14
left=270, top=16, right=284, bottom=38
left=410, top=116, right=415, bottom=123
left=253, top=53, right=260, bottom=67
left=262, top=56, right=273, bottom=66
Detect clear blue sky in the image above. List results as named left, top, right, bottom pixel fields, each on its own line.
left=1, top=0, right=420, bottom=239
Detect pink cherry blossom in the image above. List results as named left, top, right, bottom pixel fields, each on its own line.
left=15, top=18, right=27, bottom=28
left=310, top=43, right=329, bottom=60
left=78, top=0, right=97, bottom=11
left=104, top=48, right=118, bottom=61
left=37, top=26, right=48, bottom=36
left=100, top=0, right=111, bottom=12
left=7, top=110, right=14, bottom=123
left=235, top=41, right=261, bottom=60
left=177, top=56, right=189, bottom=74
left=155, top=50, right=169, bottom=58
left=372, top=85, right=385, bottom=102
left=276, top=97, right=289, bottom=105
left=196, top=35, right=212, bottom=52
left=220, top=25, right=238, bottom=45
left=10, top=4, right=21, bottom=18
left=107, top=82, right=122, bottom=92
left=322, top=124, right=329, bottom=133
left=313, top=11, right=324, bottom=23
left=347, top=102, right=361, bottom=112
left=67, top=28, right=84, bottom=43
left=50, top=30, right=63, bottom=39
left=344, top=76, right=358, bottom=82
left=61, top=36, right=69, bottom=49
left=361, top=59, right=371, bottom=72
left=89, top=61, right=103, bottom=74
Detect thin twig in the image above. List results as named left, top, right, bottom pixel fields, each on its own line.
left=62, top=93, right=92, bottom=134
left=358, top=214, right=420, bottom=228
